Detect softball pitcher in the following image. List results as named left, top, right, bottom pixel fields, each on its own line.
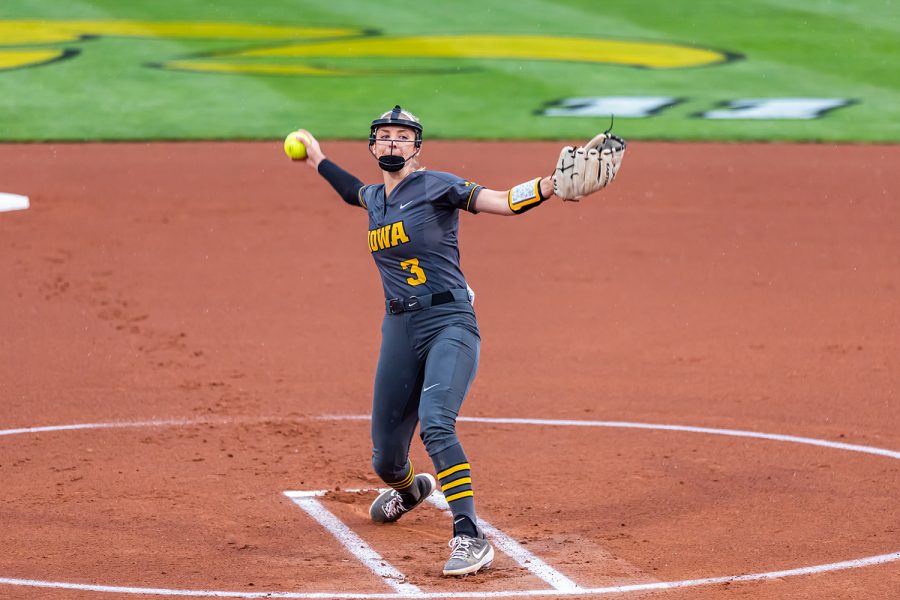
left=293, top=106, right=624, bottom=576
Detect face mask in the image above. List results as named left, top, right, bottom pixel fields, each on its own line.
left=377, top=154, right=407, bottom=172
left=369, top=105, right=423, bottom=172
left=370, top=142, right=421, bottom=172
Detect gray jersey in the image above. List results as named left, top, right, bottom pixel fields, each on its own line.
left=359, top=170, right=482, bottom=300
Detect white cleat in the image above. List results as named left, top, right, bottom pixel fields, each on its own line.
left=442, top=533, right=494, bottom=576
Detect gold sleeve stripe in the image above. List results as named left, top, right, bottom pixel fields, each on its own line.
left=465, top=184, right=479, bottom=212
left=388, top=467, right=415, bottom=489
left=358, top=185, right=367, bottom=208
left=441, top=476, right=472, bottom=491
left=437, top=463, right=470, bottom=480
left=444, top=490, right=474, bottom=503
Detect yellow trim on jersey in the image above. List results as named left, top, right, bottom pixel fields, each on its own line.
left=465, top=184, right=479, bottom=212
left=358, top=185, right=367, bottom=208
left=437, top=463, right=470, bottom=480
left=444, top=490, right=474, bottom=503
left=441, top=476, right=472, bottom=491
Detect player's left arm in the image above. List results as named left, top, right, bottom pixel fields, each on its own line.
left=473, top=176, right=555, bottom=216
left=474, top=131, right=626, bottom=215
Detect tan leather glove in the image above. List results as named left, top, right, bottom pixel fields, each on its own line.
left=553, top=133, right=626, bottom=201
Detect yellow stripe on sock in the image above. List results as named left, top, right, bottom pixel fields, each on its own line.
left=390, top=472, right=414, bottom=489
left=389, top=466, right=415, bottom=489
left=441, top=476, right=472, bottom=491
left=437, top=463, right=470, bottom=480
left=444, top=490, right=474, bottom=503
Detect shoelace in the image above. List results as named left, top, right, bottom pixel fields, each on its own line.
left=447, top=535, right=476, bottom=560
left=381, top=492, right=408, bottom=520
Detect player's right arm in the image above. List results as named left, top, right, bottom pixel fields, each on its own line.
left=295, top=129, right=366, bottom=208
left=473, top=177, right=555, bottom=216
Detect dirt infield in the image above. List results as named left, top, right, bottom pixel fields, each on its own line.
left=1, top=141, right=898, bottom=600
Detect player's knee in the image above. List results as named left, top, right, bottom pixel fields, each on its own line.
left=419, top=414, right=457, bottom=455
left=371, top=452, right=406, bottom=483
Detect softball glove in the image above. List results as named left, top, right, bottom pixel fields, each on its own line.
left=553, top=132, right=626, bottom=201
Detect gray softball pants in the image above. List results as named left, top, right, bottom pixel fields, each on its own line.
left=370, top=299, right=480, bottom=485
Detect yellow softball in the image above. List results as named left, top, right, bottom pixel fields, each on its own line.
left=283, top=131, right=308, bottom=160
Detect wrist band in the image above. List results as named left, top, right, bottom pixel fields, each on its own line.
left=508, top=177, right=547, bottom=214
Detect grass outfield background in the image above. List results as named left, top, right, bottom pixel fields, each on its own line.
left=0, top=0, right=898, bottom=142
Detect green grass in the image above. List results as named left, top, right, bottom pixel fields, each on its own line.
left=0, top=0, right=898, bottom=141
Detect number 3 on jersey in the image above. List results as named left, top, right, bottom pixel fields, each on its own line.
left=400, top=258, right=427, bottom=286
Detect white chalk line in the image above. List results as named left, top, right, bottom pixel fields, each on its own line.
left=0, top=192, right=29, bottom=212
left=302, top=487, right=584, bottom=592
left=0, top=416, right=264, bottom=437
left=424, top=494, right=583, bottom=592
left=284, top=494, right=423, bottom=596
left=320, top=415, right=900, bottom=461
left=2, top=553, right=900, bottom=599
left=0, top=414, right=898, bottom=598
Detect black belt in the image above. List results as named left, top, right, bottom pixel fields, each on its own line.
left=386, top=289, right=469, bottom=314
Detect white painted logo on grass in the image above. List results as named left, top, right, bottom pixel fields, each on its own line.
left=540, top=97, right=854, bottom=120
left=701, top=98, right=853, bottom=120
left=542, top=97, right=682, bottom=118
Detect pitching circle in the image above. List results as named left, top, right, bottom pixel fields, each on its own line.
left=1, top=414, right=898, bottom=599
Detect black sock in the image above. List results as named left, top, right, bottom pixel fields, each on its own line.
left=453, top=515, right=478, bottom=538
left=399, top=485, right=420, bottom=505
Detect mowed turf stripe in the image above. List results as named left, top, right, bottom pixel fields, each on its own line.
left=0, top=0, right=898, bottom=141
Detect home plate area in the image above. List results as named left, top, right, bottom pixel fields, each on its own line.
left=282, top=480, right=900, bottom=598
left=284, top=488, right=587, bottom=593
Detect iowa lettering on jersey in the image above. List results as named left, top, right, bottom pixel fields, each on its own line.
left=368, top=221, right=410, bottom=252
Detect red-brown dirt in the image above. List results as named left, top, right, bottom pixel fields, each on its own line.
left=0, top=141, right=898, bottom=600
